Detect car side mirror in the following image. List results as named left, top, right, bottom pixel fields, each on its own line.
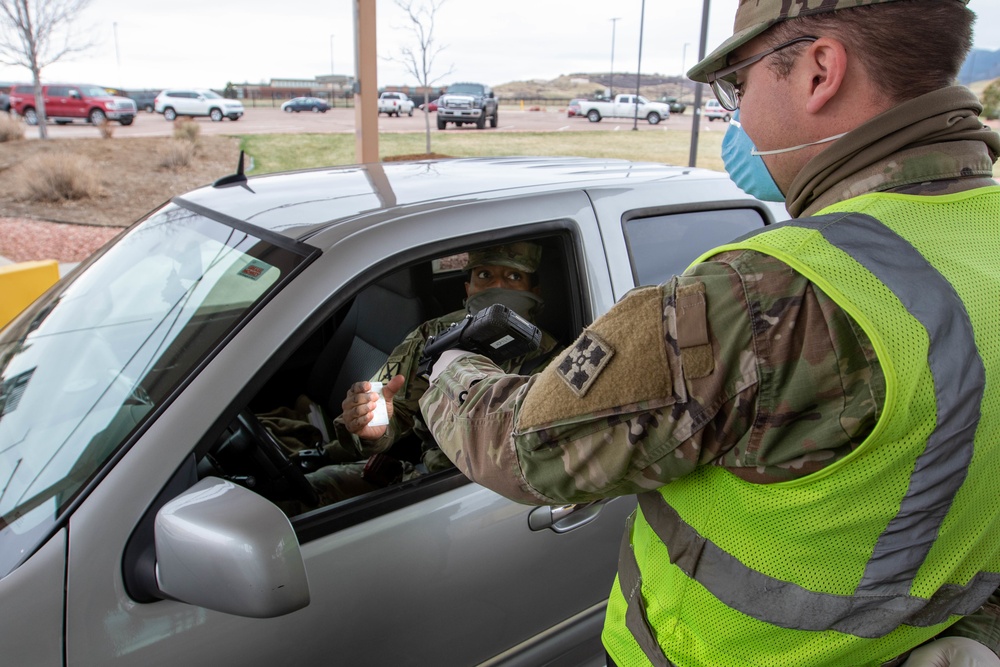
left=70, top=91, right=80, bottom=99
left=154, top=476, right=310, bottom=618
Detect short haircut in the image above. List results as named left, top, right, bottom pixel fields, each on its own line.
left=764, top=0, right=974, bottom=105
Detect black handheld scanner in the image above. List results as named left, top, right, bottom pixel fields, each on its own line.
left=417, top=303, right=542, bottom=378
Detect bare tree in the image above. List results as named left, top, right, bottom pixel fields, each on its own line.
left=0, top=0, right=94, bottom=139
left=390, top=0, right=453, bottom=154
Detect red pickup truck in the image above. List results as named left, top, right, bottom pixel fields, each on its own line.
left=9, top=83, right=137, bottom=126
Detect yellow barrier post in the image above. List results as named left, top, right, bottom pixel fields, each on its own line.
left=0, top=260, right=60, bottom=328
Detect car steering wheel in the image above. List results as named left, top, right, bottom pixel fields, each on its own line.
left=237, top=410, right=320, bottom=508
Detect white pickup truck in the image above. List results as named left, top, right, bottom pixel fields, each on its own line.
left=580, top=94, right=671, bottom=125
left=377, top=91, right=414, bottom=117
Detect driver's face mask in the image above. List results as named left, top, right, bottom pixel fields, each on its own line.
left=465, top=287, right=544, bottom=321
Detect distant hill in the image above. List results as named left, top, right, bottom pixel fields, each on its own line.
left=494, top=72, right=692, bottom=103
left=494, top=53, right=1000, bottom=104
left=960, top=49, right=1000, bottom=85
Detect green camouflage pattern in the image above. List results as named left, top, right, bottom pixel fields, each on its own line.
left=687, top=0, right=968, bottom=82
left=305, top=308, right=560, bottom=505
left=464, top=241, right=542, bottom=273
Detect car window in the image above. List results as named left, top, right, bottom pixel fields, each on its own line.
left=203, top=91, right=222, bottom=99
left=0, top=204, right=312, bottom=579
left=47, top=86, right=67, bottom=96
left=224, top=233, right=581, bottom=532
left=624, top=208, right=768, bottom=286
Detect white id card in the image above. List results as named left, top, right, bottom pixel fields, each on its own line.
left=369, top=381, right=389, bottom=426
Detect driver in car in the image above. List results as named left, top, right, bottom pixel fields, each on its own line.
left=285, top=242, right=562, bottom=510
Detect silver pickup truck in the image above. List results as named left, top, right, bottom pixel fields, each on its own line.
left=0, top=156, right=786, bottom=667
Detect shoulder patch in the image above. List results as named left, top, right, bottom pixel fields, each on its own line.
left=517, top=285, right=675, bottom=431
left=555, top=331, right=615, bottom=397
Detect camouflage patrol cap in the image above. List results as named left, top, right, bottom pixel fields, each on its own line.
left=463, top=241, right=542, bottom=273
left=687, top=0, right=971, bottom=83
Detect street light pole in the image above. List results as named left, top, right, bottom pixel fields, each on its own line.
left=113, top=22, right=122, bottom=92
left=632, top=0, right=645, bottom=131
left=609, top=17, right=620, bottom=98
left=682, top=42, right=690, bottom=98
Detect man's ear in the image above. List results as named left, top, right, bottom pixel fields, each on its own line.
left=464, top=281, right=471, bottom=297
left=803, top=37, right=848, bottom=114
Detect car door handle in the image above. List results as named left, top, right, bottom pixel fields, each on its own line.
left=527, top=500, right=607, bottom=534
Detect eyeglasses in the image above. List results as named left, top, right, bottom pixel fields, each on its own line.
left=707, top=36, right=818, bottom=111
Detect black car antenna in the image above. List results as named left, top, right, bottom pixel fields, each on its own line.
left=213, top=150, right=249, bottom=188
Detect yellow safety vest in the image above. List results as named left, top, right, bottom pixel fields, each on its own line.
left=603, top=187, right=1000, bottom=666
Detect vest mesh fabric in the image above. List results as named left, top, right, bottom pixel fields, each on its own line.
left=603, top=187, right=1000, bottom=666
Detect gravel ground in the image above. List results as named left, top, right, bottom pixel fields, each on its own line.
left=0, top=217, right=122, bottom=263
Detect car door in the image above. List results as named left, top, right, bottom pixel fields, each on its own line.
left=170, top=91, right=196, bottom=115
left=61, top=190, right=632, bottom=666
left=44, top=85, right=69, bottom=118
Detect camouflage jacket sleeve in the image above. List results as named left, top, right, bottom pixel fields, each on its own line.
left=327, top=309, right=562, bottom=464
left=419, top=249, right=885, bottom=505
left=326, top=312, right=465, bottom=459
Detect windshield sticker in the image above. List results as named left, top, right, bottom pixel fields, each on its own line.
left=238, top=260, right=271, bottom=281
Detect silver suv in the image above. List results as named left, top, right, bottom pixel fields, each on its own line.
left=0, top=156, right=785, bottom=666
left=154, top=89, right=244, bottom=121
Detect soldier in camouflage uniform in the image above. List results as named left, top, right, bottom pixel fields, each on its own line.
left=419, top=2, right=1000, bottom=666
left=300, top=242, right=561, bottom=506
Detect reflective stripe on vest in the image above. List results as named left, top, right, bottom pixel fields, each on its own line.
left=617, top=211, right=997, bottom=661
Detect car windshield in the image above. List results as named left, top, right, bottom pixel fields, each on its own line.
left=202, top=91, right=222, bottom=99
left=80, top=86, right=111, bottom=97
left=447, top=83, right=485, bottom=95
left=0, top=204, right=309, bottom=578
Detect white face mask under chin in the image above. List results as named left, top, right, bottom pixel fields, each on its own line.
left=751, top=132, right=847, bottom=156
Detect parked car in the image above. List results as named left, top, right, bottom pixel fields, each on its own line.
left=703, top=98, right=732, bottom=122
left=437, top=82, right=498, bottom=129
left=377, top=91, right=415, bottom=116
left=281, top=97, right=330, bottom=113
left=419, top=97, right=439, bottom=112
left=0, top=156, right=786, bottom=666
left=154, top=89, right=244, bottom=121
left=579, top=94, right=670, bottom=124
left=660, top=96, right=687, bottom=114
left=8, top=83, right=136, bottom=126
left=122, top=89, right=160, bottom=113
left=567, top=98, right=585, bottom=118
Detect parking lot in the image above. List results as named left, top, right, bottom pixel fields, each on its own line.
left=24, top=105, right=721, bottom=139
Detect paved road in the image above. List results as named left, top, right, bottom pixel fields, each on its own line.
left=23, top=105, right=719, bottom=139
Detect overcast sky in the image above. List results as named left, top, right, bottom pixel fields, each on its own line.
left=1, top=0, right=998, bottom=91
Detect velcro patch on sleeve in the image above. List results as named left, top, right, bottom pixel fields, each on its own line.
left=675, top=281, right=714, bottom=379
left=518, top=286, right=675, bottom=431
left=555, top=331, right=615, bottom=397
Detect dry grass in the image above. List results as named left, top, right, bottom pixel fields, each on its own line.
left=173, top=117, right=201, bottom=143
left=158, top=141, right=196, bottom=169
left=96, top=118, right=115, bottom=139
left=0, top=135, right=241, bottom=226
left=0, top=114, right=26, bottom=142
left=12, top=154, right=105, bottom=202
